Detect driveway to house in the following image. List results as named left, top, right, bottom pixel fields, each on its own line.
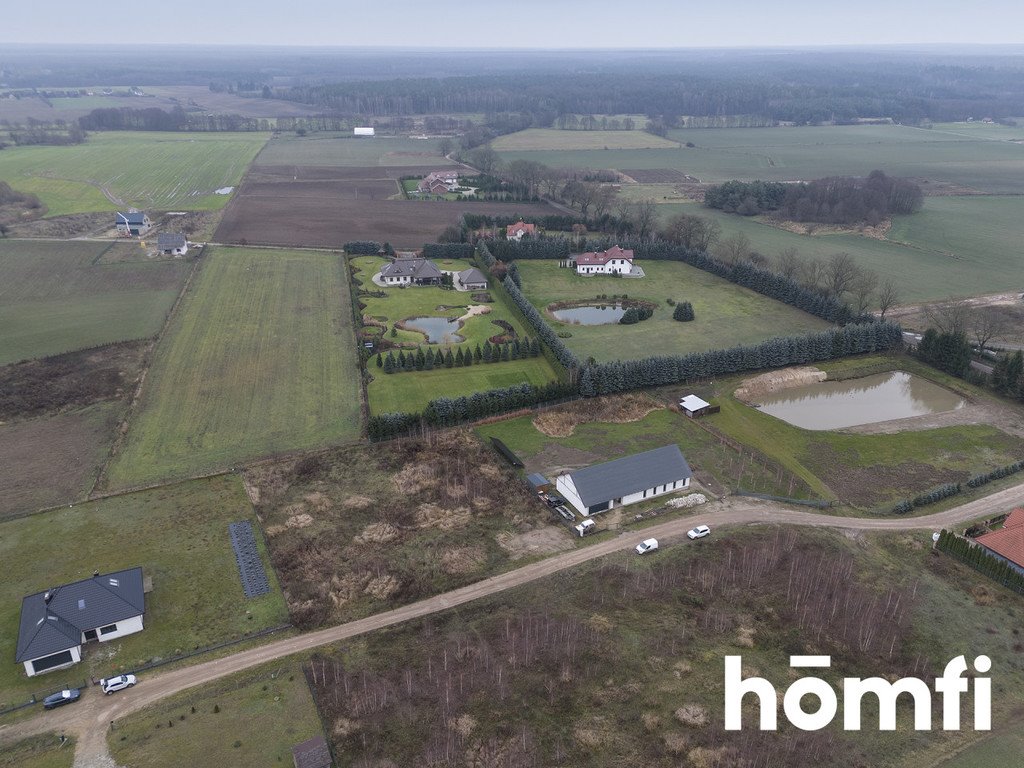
left=4, top=483, right=1024, bottom=767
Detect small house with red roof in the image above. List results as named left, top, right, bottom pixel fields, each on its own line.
left=574, top=245, right=635, bottom=276
left=417, top=170, right=460, bottom=195
left=975, top=508, right=1024, bottom=574
left=506, top=221, right=537, bottom=241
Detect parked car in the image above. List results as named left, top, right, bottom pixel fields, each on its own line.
left=100, top=674, right=136, bottom=695
left=574, top=519, right=596, bottom=537
left=687, top=525, right=711, bottom=540
left=635, top=538, right=659, bottom=555
left=43, top=688, right=81, bottom=709
left=544, top=493, right=567, bottom=508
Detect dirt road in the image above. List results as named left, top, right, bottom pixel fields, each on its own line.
left=4, top=484, right=1023, bottom=766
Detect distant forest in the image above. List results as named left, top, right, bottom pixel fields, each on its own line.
left=4, top=47, right=1024, bottom=126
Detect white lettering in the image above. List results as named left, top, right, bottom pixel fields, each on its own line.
left=724, top=656, right=777, bottom=731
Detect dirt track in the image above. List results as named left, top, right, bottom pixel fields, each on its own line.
left=4, top=484, right=1024, bottom=766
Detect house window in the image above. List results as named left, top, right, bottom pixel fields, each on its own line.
left=99, top=624, right=118, bottom=635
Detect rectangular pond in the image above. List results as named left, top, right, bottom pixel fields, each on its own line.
left=751, top=371, right=965, bottom=430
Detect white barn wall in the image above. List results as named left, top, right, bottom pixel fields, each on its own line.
left=96, top=614, right=144, bottom=643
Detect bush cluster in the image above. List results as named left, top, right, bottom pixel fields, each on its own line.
left=967, top=461, right=1024, bottom=489
left=673, top=302, right=695, bottom=322
left=937, top=530, right=1024, bottom=596
left=380, top=338, right=540, bottom=373
left=343, top=241, right=383, bottom=255
left=891, top=482, right=962, bottom=513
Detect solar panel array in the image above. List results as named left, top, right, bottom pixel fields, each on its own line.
left=228, top=520, right=271, bottom=598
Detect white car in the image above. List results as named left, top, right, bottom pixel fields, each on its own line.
left=687, top=525, right=711, bottom=540
left=635, top=538, right=659, bottom=555
left=100, top=674, right=136, bottom=695
left=574, top=519, right=596, bottom=537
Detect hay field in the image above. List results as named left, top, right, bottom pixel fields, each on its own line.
left=253, top=133, right=457, bottom=167
left=491, top=128, right=680, bottom=151
left=105, top=247, right=362, bottom=487
left=0, top=131, right=268, bottom=216
left=0, top=240, right=189, bottom=363
left=516, top=260, right=830, bottom=363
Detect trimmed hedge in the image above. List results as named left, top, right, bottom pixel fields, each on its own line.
left=936, top=529, right=1024, bottom=595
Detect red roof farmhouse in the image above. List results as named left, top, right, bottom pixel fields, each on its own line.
left=574, top=245, right=635, bottom=275
left=975, top=508, right=1024, bottom=571
left=417, top=170, right=460, bottom=195
left=506, top=220, right=537, bottom=241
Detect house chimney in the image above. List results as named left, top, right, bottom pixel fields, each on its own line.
left=44, top=590, right=53, bottom=604
left=93, top=569, right=100, bottom=578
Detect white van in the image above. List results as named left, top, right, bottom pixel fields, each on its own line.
left=574, top=519, right=596, bottom=537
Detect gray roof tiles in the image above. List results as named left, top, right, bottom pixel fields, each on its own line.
left=458, top=267, right=487, bottom=284
left=16, top=567, right=145, bottom=662
left=567, top=445, right=691, bottom=507
left=381, top=257, right=442, bottom=280
left=157, top=233, right=187, bottom=249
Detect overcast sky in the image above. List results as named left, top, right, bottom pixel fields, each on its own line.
left=4, top=0, right=1024, bottom=47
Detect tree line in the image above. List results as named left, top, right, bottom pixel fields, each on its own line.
left=379, top=338, right=541, bottom=374
left=937, top=529, right=1024, bottom=596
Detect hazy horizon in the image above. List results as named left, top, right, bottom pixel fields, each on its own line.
left=4, top=1, right=1024, bottom=48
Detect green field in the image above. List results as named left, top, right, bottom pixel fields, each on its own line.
left=491, top=128, right=680, bottom=151
left=0, top=132, right=268, bottom=216
left=0, top=475, right=288, bottom=703
left=0, top=240, right=189, bottom=363
left=353, top=255, right=559, bottom=414
left=495, top=124, right=1024, bottom=194
left=516, top=259, right=831, bottom=363
left=934, top=729, right=1024, bottom=768
left=106, top=247, right=362, bottom=487
left=254, top=133, right=456, bottom=167
left=109, top=663, right=322, bottom=768
left=0, top=735, right=74, bottom=768
left=652, top=198, right=1024, bottom=302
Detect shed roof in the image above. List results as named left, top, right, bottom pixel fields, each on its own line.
left=680, top=395, right=711, bottom=412
left=976, top=509, right=1024, bottom=568
left=17, top=568, right=146, bottom=662
left=116, top=211, right=148, bottom=225
left=566, top=444, right=691, bottom=507
left=157, top=233, right=187, bottom=249
left=526, top=473, right=550, bottom=490
left=380, top=258, right=442, bottom=280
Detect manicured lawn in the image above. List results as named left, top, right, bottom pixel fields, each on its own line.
left=515, top=259, right=831, bottom=363
left=0, top=240, right=189, bottom=364
left=109, top=663, right=322, bottom=768
left=105, top=247, right=362, bottom=487
left=0, top=132, right=267, bottom=216
left=352, top=255, right=560, bottom=414
left=0, top=475, right=288, bottom=705
left=0, top=735, right=74, bottom=768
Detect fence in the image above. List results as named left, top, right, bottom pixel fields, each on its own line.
left=124, top=623, right=293, bottom=677
left=0, top=676, right=93, bottom=717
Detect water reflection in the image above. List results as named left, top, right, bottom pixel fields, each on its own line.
left=552, top=304, right=628, bottom=325
left=753, top=371, right=964, bottom=430
left=404, top=316, right=465, bottom=344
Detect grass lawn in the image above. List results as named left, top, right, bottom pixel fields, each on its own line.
left=515, top=259, right=831, bottom=363
left=933, top=729, right=1024, bottom=768
left=0, top=240, right=189, bottom=364
left=0, top=132, right=267, bottom=216
left=109, top=663, right=323, bottom=768
left=254, top=133, right=456, bottom=167
left=704, top=357, right=1024, bottom=508
left=0, top=475, right=288, bottom=705
left=491, top=128, right=680, bottom=151
left=0, top=734, right=74, bottom=768
left=352, top=255, right=560, bottom=414
left=106, top=247, right=362, bottom=487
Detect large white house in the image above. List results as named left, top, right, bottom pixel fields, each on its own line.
left=379, top=256, right=444, bottom=286
left=16, top=568, right=146, bottom=677
left=556, top=444, right=692, bottom=516
left=574, top=245, right=634, bottom=275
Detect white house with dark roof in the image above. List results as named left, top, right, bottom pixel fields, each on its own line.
left=115, top=211, right=151, bottom=237
left=379, top=257, right=444, bottom=286
left=456, top=267, right=488, bottom=290
left=16, top=568, right=146, bottom=677
left=157, top=233, right=188, bottom=256
left=556, top=444, right=692, bottom=516
left=417, top=170, right=460, bottom=195
left=574, top=245, right=634, bottom=275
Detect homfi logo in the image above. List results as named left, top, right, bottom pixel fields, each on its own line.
left=724, top=655, right=991, bottom=731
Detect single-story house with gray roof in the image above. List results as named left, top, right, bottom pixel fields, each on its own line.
left=157, top=232, right=188, bottom=256
left=16, top=568, right=146, bottom=677
left=556, top=444, right=691, bottom=516
left=380, top=257, right=443, bottom=286
left=456, top=267, right=488, bottom=290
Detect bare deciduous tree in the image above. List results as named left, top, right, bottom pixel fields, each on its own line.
left=661, top=212, right=721, bottom=251
left=850, top=269, right=879, bottom=315
left=923, top=300, right=970, bottom=336
left=877, top=279, right=900, bottom=319
left=970, top=306, right=1015, bottom=354
left=631, top=199, right=658, bottom=241
left=776, top=247, right=801, bottom=280
left=714, top=232, right=751, bottom=265
left=824, top=252, right=859, bottom=299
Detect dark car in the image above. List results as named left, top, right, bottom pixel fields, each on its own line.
left=43, top=688, right=81, bottom=710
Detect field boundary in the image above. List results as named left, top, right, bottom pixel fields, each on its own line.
left=90, top=247, right=206, bottom=496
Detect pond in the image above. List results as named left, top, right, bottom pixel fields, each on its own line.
left=752, top=371, right=965, bottom=430
left=551, top=303, right=627, bottom=325
left=403, top=316, right=465, bottom=344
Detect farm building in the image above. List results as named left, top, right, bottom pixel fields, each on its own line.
left=456, top=267, right=488, bottom=290
left=506, top=220, right=537, bottom=241
left=975, top=508, right=1024, bottom=574
left=157, top=232, right=189, bottom=256
left=680, top=395, right=719, bottom=418
left=16, top=568, right=146, bottom=677
left=379, top=256, right=444, bottom=286
left=574, top=245, right=634, bottom=275
left=526, top=473, right=552, bottom=493
left=292, top=735, right=332, bottom=768
left=353, top=126, right=375, bottom=137
left=417, top=170, right=460, bottom=195
left=115, top=210, right=151, bottom=236
left=556, top=444, right=692, bottom=516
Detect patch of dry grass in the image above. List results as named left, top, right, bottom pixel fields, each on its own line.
left=532, top=392, right=663, bottom=437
